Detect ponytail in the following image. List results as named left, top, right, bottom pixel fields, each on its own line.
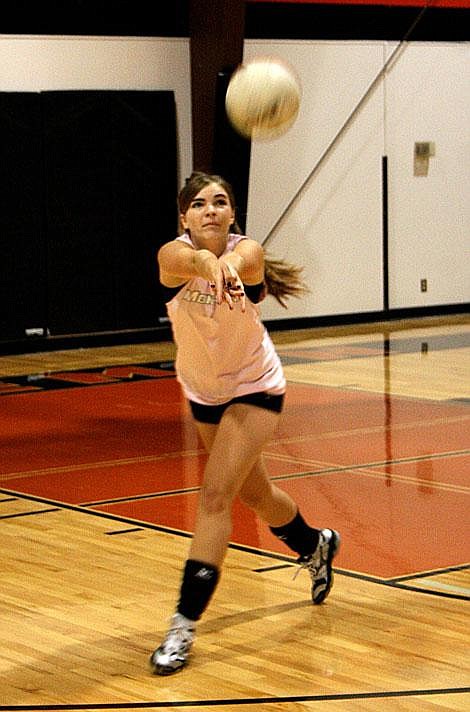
left=263, top=254, right=309, bottom=308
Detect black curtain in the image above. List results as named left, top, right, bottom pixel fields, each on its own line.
left=0, top=93, right=47, bottom=338
left=0, top=90, right=177, bottom=340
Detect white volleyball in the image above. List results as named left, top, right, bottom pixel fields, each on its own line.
left=225, top=57, right=301, bottom=140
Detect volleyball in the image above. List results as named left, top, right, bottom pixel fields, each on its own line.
left=225, top=57, right=301, bottom=140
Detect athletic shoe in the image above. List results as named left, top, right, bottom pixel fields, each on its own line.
left=149, top=613, right=195, bottom=675
left=297, top=528, right=340, bottom=604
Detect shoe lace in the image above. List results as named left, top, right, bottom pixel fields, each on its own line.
left=292, top=548, right=321, bottom=581
left=163, top=625, right=194, bottom=655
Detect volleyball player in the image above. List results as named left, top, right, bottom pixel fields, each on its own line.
left=150, top=172, right=340, bottom=675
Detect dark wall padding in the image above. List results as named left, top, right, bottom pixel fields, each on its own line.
left=0, top=0, right=189, bottom=37
left=43, top=90, right=177, bottom=334
left=0, top=93, right=47, bottom=338
left=0, top=90, right=177, bottom=339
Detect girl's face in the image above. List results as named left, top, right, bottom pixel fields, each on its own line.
left=180, top=182, right=235, bottom=254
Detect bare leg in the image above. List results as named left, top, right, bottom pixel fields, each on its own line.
left=238, top=456, right=297, bottom=527
left=189, top=403, right=282, bottom=567
left=150, top=402, right=340, bottom=675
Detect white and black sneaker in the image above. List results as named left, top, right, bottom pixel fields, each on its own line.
left=150, top=613, right=195, bottom=675
left=297, top=528, right=340, bottom=604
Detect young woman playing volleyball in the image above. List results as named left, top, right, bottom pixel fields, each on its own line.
left=150, top=171, right=340, bottom=675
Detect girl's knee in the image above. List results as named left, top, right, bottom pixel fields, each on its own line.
left=199, top=484, right=233, bottom=515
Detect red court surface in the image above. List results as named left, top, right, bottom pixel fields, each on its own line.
left=1, top=363, right=468, bottom=582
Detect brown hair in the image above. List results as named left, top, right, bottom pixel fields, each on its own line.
left=178, top=172, right=241, bottom=232
left=178, top=172, right=308, bottom=308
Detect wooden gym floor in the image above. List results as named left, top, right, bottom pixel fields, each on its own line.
left=0, top=314, right=469, bottom=711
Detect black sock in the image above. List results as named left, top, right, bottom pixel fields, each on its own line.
left=270, top=510, right=319, bottom=557
left=176, top=559, right=220, bottom=621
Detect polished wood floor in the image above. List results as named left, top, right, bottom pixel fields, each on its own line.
left=1, top=314, right=469, bottom=711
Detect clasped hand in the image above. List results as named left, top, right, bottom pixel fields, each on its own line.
left=212, top=261, right=245, bottom=312
left=196, top=252, right=245, bottom=311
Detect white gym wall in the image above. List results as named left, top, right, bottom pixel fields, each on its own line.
left=243, top=39, right=470, bottom=321
left=0, top=34, right=468, bottom=322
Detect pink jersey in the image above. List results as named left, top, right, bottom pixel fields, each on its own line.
left=165, top=233, right=286, bottom=405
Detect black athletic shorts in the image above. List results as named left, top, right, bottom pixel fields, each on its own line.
left=189, top=391, right=285, bottom=424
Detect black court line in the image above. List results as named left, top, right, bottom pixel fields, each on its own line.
left=392, top=562, right=470, bottom=583
left=105, top=527, right=144, bottom=535
left=254, top=558, right=470, bottom=586
left=243, top=549, right=470, bottom=602
left=386, top=581, right=470, bottom=601
left=2, top=487, right=468, bottom=601
left=81, top=486, right=201, bottom=507
left=0, top=507, right=60, bottom=520
left=0, top=487, right=194, bottom=539
left=1, top=686, right=469, bottom=711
